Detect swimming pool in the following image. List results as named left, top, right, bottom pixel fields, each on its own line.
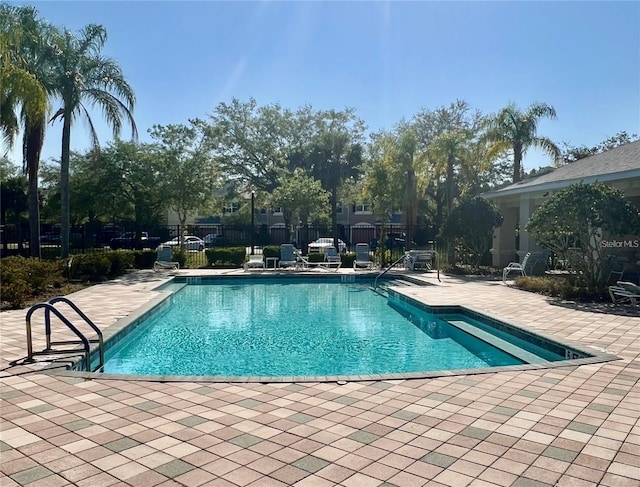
left=96, top=277, right=596, bottom=380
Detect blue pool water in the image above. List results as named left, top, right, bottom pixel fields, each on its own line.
left=103, top=280, right=542, bottom=377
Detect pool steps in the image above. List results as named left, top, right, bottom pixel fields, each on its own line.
left=447, top=320, right=550, bottom=365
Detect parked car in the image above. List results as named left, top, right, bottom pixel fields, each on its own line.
left=384, top=233, right=416, bottom=250
left=203, top=234, right=227, bottom=247
left=370, top=233, right=416, bottom=251
left=40, top=233, right=61, bottom=244
left=308, top=237, right=347, bottom=253
left=162, top=235, right=205, bottom=251
left=110, top=232, right=161, bottom=250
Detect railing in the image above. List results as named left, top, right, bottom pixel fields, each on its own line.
left=25, top=297, right=104, bottom=372
left=374, top=254, right=407, bottom=290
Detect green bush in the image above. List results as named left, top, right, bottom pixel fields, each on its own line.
left=133, top=250, right=156, bottom=269
left=514, top=276, right=606, bottom=301
left=0, top=256, right=65, bottom=308
left=172, top=248, right=187, bottom=269
left=71, top=253, right=111, bottom=281
left=106, top=251, right=135, bottom=277
left=341, top=252, right=356, bottom=268
left=205, top=247, right=246, bottom=266
left=262, top=246, right=281, bottom=259
left=307, top=253, right=325, bottom=263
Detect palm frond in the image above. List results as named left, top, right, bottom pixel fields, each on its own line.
left=532, top=136, right=562, bottom=165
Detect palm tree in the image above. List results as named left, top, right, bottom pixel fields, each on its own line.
left=1, top=5, right=52, bottom=257
left=49, top=24, right=137, bottom=257
left=425, top=129, right=473, bottom=217
left=485, top=102, right=561, bottom=183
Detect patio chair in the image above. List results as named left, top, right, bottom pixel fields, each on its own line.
left=244, top=254, right=265, bottom=271
left=279, top=244, right=298, bottom=269
left=153, top=245, right=180, bottom=272
left=320, top=247, right=342, bottom=271
left=353, top=243, right=374, bottom=270
left=502, top=252, right=531, bottom=282
left=404, top=250, right=433, bottom=272
left=608, top=281, right=640, bottom=305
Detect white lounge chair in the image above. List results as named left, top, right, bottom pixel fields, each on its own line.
left=279, top=244, right=298, bottom=269
left=153, top=245, right=180, bottom=272
left=244, top=254, right=265, bottom=271
left=404, top=250, right=433, bottom=271
left=321, top=247, right=342, bottom=271
left=503, top=252, right=531, bottom=282
left=353, top=243, right=374, bottom=270
left=609, top=281, right=640, bottom=305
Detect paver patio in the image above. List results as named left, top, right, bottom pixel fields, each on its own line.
left=1, top=269, right=638, bottom=486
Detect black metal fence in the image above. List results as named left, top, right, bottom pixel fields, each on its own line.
left=1, top=222, right=436, bottom=261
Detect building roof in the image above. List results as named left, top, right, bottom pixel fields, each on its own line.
left=484, top=140, right=640, bottom=199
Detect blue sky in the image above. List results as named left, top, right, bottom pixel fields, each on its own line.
left=6, top=1, right=640, bottom=172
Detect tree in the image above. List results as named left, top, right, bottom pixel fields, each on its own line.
left=425, top=129, right=472, bottom=216
left=440, top=197, right=503, bottom=266
left=205, top=98, right=309, bottom=195
left=361, top=131, right=404, bottom=224
left=305, top=108, right=365, bottom=250
left=149, top=122, right=219, bottom=246
left=560, top=131, right=639, bottom=164
left=411, top=100, right=487, bottom=231
left=49, top=23, right=137, bottom=257
left=0, top=4, right=47, bottom=148
left=485, top=102, right=561, bottom=183
left=1, top=4, right=55, bottom=257
left=270, top=169, right=330, bottom=249
left=526, top=182, right=640, bottom=287
left=0, top=175, right=28, bottom=256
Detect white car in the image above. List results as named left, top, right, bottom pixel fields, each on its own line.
left=308, top=237, right=347, bottom=253
left=162, top=235, right=205, bottom=251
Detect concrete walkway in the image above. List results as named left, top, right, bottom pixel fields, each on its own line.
left=1, top=270, right=638, bottom=486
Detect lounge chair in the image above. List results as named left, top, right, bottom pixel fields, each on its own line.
left=320, top=247, right=342, bottom=271
left=503, top=252, right=531, bottom=282
left=279, top=244, right=298, bottom=269
left=404, top=250, right=433, bottom=271
left=153, top=245, right=180, bottom=272
left=353, top=243, right=374, bottom=270
left=609, top=281, right=640, bottom=305
left=244, top=254, right=265, bottom=271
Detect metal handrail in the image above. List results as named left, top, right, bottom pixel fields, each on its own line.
left=25, top=298, right=104, bottom=372
left=374, top=254, right=407, bottom=290
left=48, top=297, right=104, bottom=368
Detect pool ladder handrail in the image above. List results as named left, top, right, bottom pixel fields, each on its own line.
left=374, top=254, right=407, bottom=290
left=373, top=249, right=442, bottom=290
left=25, top=297, right=104, bottom=372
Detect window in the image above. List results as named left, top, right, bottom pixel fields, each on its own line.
left=223, top=202, right=240, bottom=214
left=336, top=203, right=343, bottom=214
left=272, top=207, right=283, bottom=215
left=354, top=203, right=371, bottom=213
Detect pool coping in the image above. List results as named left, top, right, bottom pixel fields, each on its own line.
left=43, top=274, right=620, bottom=383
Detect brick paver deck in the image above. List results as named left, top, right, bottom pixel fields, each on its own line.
left=1, top=269, right=638, bottom=486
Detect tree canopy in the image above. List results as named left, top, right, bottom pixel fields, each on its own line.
left=526, top=182, right=640, bottom=287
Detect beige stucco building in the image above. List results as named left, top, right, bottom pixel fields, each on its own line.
left=483, top=140, right=640, bottom=268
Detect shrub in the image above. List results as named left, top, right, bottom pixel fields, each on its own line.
left=72, top=253, right=112, bottom=281
left=172, top=248, right=187, bottom=269
left=133, top=250, right=156, bottom=269
left=0, top=256, right=65, bottom=308
left=106, top=251, right=135, bottom=277
left=526, top=182, right=640, bottom=287
left=205, top=247, right=246, bottom=266
left=341, top=252, right=356, bottom=268
left=513, top=275, right=606, bottom=301
left=262, top=246, right=281, bottom=259
left=307, top=253, right=325, bottom=263
left=440, top=197, right=503, bottom=266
